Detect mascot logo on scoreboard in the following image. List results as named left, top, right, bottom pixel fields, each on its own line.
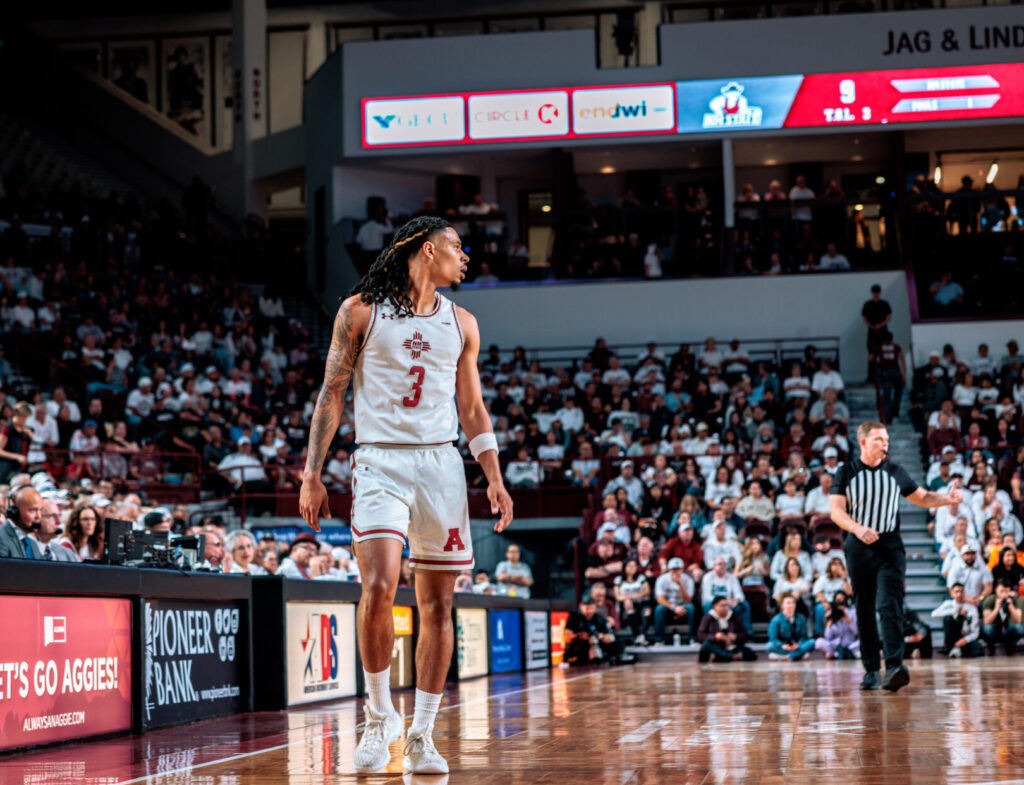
left=702, top=81, right=763, bottom=129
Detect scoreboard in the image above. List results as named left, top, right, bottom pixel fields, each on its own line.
left=362, top=63, right=1024, bottom=149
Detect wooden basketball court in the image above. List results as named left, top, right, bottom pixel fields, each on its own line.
left=3, top=658, right=1023, bottom=784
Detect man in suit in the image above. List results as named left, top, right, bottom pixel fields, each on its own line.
left=0, top=485, right=45, bottom=560
left=32, top=497, right=78, bottom=562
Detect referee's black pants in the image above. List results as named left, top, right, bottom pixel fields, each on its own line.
left=845, top=531, right=906, bottom=672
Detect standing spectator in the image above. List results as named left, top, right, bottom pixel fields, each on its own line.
left=355, top=205, right=394, bottom=268
left=767, top=594, right=815, bottom=661
left=980, top=581, right=1024, bottom=655
left=494, top=544, right=534, bottom=598
left=0, top=402, right=33, bottom=482
left=817, top=243, right=850, bottom=271
left=871, top=331, right=907, bottom=423
left=932, top=582, right=985, bottom=658
left=26, top=405, right=59, bottom=466
left=789, top=175, right=815, bottom=236
left=652, top=558, right=696, bottom=643
left=862, top=285, right=893, bottom=354
left=697, top=596, right=757, bottom=663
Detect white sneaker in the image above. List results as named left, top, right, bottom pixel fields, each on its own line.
left=354, top=707, right=403, bottom=772
left=634, top=634, right=647, bottom=646
left=403, top=731, right=449, bottom=774
left=948, top=647, right=962, bottom=659
left=768, top=653, right=786, bottom=661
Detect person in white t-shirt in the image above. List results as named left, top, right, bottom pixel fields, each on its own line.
left=811, top=359, right=844, bottom=395
left=789, top=175, right=815, bottom=228
left=817, top=243, right=850, bottom=271
left=698, top=338, right=723, bottom=375
left=775, top=479, right=805, bottom=518
left=601, top=356, right=632, bottom=387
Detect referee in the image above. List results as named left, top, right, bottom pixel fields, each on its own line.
left=830, top=421, right=962, bottom=692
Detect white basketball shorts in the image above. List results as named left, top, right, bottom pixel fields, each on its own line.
left=350, top=443, right=473, bottom=571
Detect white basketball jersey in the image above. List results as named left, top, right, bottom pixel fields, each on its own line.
left=353, top=293, right=464, bottom=445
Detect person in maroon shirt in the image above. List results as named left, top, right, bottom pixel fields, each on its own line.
left=780, top=422, right=813, bottom=459
left=658, top=518, right=705, bottom=583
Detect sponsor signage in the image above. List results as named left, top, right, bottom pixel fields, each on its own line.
left=572, top=84, right=676, bottom=135
left=524, top=610, right=549, bottom=670
left=363, top=95, right=465, bottom=147
left=550, top=611, right=569, bottom=666
left=456, top=608, right=488, bottom=679
left=391, top=606, right=414, bottom=689
left=676, top=63, right=1024, bottom=133
left=468, top=90, right=569, bottom=140
left=285, top=603, right=357, bottom=706
left=488, top=609, right=522, bottom=674
left=0, top=595, right=131, bottom=750
left=142, top=599, right=245, bottom=728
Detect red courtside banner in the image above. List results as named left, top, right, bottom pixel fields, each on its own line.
left=0, top=595, right=132, bottom=750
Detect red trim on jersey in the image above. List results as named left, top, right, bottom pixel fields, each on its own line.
left=450, top=301, right=464, bottom=352
left=409, top=556, right=475, bottom=566
left=361, top=441, right=452, bottom=448
left=365, top=301, right=379, bottom=343
left=412, top=294, right=442, bottom=318
left=352, top=523, right=408, bottom=540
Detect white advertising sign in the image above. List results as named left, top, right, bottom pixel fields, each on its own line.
left=363, top=96, right=465, bottom=146
left=524, top=610, right=549, bottom=670
left=572, top=85, right=676, bottom=135
left=285, top=603, right=357, bottom=706
left=468, top=91, right=569, bottom=140
left=456, top=608, right=489, bottom=678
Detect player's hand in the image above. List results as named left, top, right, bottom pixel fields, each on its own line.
left=299, top=473, right=329, bottom=532
left=856, top=524, right=879, bottom=545
left=947, top=478, right=963, bottom=505
left=488, top=482, right=514, bottom=532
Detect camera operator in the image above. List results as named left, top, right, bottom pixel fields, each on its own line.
left=814, top=590, right=859, bottom=659
left=902, top=605, right=933, bottom=659
left=981, top=581, right=1024, bottom=656
left=0, top=485, right=45, bottom=559
left=563, top=591, right=632, bottom=666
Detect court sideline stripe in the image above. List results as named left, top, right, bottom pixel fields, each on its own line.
left=115, top=669, right=604, bottom=784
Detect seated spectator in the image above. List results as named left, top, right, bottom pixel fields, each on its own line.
left=603, top=459, right=644, bottom=510
left=587, top=582, right=620, bottom=630
left=472, top=569, right=495, bottom=595
left=812, top=557, right=853, bottom=635
left=615, top=557, right=652, bottom=644
left=697, top=596, right=758, bottom=663
left=736, top=480, right=775, bottom=523
left=735, top=537, right=770, bottom=587
left=224, top=529, right=268, bottom=575
left=927, top=414, right=962, bottom=459
left=947, top=543, right=993, bottom=605
left=278, top=532, right=319, bottom=579
left=980, top=580, right=1024, bottom=655
left=991, top=545, right=1024, bottom=591
left=810, top=533, right=845, bottom=578
left=774, top=479, right=806, bottom=520
left=804, top=474, right=834, bottom=519
left=701, top=557, right=752, bottom=634
left=658, top=519, right=704, bottom=583
left=129, top=442, right=167, bottom=484
left=563, top=591, right=629, bottom=666
left=585, top=538, right=624, bottom=589
left=770, top=530, right=812, bottom=581
left=932, top=582, right=985, bottom=658
left=811, top=358, right=845, bottom=395
left=814, top=591, right=859, bottom=659
left=811, top=422, right=849, bottom=457
left=929, top=270, right=965, bottom=312
left=629, top=536, right=661, bottom=582
left=767, top=594, right=815, bottom=661
left=59, top=504, right=104, bottom=560
left=705, top=466, right=741, bottom=509
left=773, top=557, right=812, bottom=615
left=703, top=520, right=742, bottom=570
left=505, top=446, right=541, bottom=488
left=809, top=387, right=850, bottom=424
left=653, top=558, right=696, bottom=643
left=494, top=544, right=534, bottom=598
left=817, top=243, right=850, bottom=271
left=782, top=363, right=811, bottom=403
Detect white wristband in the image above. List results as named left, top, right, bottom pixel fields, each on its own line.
left=469, top=432, right=498, bottom=460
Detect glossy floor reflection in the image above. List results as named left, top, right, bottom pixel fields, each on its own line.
left=3, top=659, right=1024, bottom=784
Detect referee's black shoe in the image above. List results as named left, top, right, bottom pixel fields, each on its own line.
left=859, top=671, right=881, bottom=690
left=881, top=665, right=910, bottom=692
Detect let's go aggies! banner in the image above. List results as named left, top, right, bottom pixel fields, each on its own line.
left=362, top=62, right=1024, bottom=148
left=0, top=596, right=132, bottom=750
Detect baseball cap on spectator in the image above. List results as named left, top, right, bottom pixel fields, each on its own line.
left=929, top=351, right=941, bottom=359
left=31, top=471, right=53, bottom=487
left=676, top=519, right=693, bottom=531
left=620, top=460, right=634, bottom=469
left=205, top=365, right=219, bottom=375
left=696, top=422, right=709, bottom=432
left=157, top=382, right=173, bottom=397
left=138, top=377, right=153, bottom=388
left=89, top=493, right=112, bottom=508
left=598, top=522, right=617, bottom=536
left=810, top=458, right=823, bottom=470
left=290, top=532, right=319, bottom=552
left=823, top=447, right=838, bottom=458
left=180, top=362, right=196, bottom=373
left=667, top=557, right=685, bottom=570
left=941, top=445, right=956, bottom=456
left=237, top=437, right=251, bottom=446
left=678, top=424, right=692, bottom=435
left=645, top=335, right=657, bottom=344
left=83, top=419, right=98, bottom=429
left=960, top=543, right=977, bottom=555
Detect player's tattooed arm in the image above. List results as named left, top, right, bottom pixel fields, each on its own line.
left=304, top=297, right=366, bottom=476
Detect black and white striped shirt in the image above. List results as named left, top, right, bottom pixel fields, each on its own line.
left=830, top=458, right=919, bottom=534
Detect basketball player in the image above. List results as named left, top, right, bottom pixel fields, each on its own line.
left=829, top=421, right=962, bottom=692
left=299, top=216, right=513, bottom=774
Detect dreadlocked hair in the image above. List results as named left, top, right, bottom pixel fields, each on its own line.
left=351, top=216, right=452, bottom=317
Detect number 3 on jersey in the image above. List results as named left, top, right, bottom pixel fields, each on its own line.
left=403, top=365, right=426, bottom=408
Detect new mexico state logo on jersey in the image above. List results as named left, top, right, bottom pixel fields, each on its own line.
left=402, top=331, right=432, bottom=360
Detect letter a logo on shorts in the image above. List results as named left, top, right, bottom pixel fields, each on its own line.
left=443, top=528, right=466, bottom=552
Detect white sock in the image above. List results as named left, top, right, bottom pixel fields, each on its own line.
left=410, top=688, right=442, bottom=736
left=364, top=667, right=392, bottom=715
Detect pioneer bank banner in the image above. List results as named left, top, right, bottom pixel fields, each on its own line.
left=143, top=599, right=245, bottom=728
left=0, top=595, right=132, bottom=750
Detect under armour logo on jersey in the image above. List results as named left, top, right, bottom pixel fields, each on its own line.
left=402, top=330, right=432, bottom=360
left=443, top=528, right=466, bottom=552
left=380, top=313, right=396, bottom=320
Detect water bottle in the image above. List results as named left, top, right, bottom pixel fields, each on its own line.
left=672, top=633, right=681, bottom=647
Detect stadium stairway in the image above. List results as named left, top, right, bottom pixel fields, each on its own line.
left=845, top=385, right=946, bottom=633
